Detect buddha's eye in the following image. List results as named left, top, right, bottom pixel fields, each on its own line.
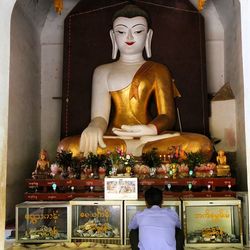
left=134, top=30, right=144, bottom=34
left=116, top=30, right=125, bottom=34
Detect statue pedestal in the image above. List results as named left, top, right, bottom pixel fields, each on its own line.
left=216, top=164, right=231, bottom=177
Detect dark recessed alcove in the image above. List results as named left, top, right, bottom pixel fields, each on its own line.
left=61, top=0, right=208, bottom=138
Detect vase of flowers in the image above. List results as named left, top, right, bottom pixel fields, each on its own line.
left=50, top=163, right=64, bottom=179
left=107, top=148, right=135, bottom=176
left=55, top=150, right=73, bottom=178
left=141, top=148, right=162, bottom=178
left=134, top=164, right=150, bottom=179
left=195, top=162, right=216, bottom=177
left=165, top=146, right=189, bottom=178
left=177, top=164, right=189, bottom=178
left=98, top=166, right=106, bottom=179
left=184, top=151, right=205, bottom=174
left=80, top=153, right=109, bottom=179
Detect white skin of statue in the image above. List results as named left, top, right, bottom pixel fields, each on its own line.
left=80, top=16, right=179, bottom=156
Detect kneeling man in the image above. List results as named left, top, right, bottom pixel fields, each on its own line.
left=129, top=187, right=183, bottom=250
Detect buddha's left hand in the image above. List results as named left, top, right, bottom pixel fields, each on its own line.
left=112, top=124, right=157, bottom=137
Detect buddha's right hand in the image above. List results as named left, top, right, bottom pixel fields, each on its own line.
left=79, top=117, right=107, bottom=156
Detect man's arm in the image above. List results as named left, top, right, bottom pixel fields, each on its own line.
left=173, top=211, right=181, bottom=229
left=128, top=213, right=139, bottom=230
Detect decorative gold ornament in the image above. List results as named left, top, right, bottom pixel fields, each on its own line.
left=198, top=0, right=207, bottom=12
left=54, top=0, right=63, bottom=15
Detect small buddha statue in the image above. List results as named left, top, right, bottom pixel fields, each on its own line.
left=32, top=149, right=50, bottom=179
left=216, top=150, right=231, bottom=177
left=125, top=166, right=132, bottom=177
left=216, top=150, right=227, bottom=165
left=58, top=5, right=213, bottom=160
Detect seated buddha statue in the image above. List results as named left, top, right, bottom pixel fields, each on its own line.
left=58, top=5, right=213, bottom=160
left=216, top=150, right=227, bottom=165
left=32, top=149, right=50, bottom=179
left=216, top=150, right=231, bottom=177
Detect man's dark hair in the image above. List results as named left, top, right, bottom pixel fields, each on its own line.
left=112, top=4, right=151, bottom=28
left=145, top=187, right=163, bottom=207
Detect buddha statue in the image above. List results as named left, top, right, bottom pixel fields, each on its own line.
left=58, top=5, right=213, bottom=160
left=216, top=150, right=227, bottom=165
left=216, top=150, right=231, bottom=177
left=32, top=149, right=50, bottom=179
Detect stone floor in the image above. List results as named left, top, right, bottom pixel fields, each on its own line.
left=5, top=241, right=250, bottom=250
left=5, top=242, right=129, bottom=250
left=5, top=230, right=250, bottom=250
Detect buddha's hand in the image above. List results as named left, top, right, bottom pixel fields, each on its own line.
left=112, top=124, right=157, bottom=137
left=79, top=117, right=107, bottom=156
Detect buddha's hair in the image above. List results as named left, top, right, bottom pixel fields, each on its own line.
left=112, top=4, right=151, bottom=28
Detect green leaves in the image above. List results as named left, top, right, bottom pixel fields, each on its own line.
left=55, top=150, right=73, bottom=170
left=184, top=152, right=205, bottom=169
left=141, top=148, right=162, bottom=168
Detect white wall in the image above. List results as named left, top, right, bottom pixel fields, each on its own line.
left=210, top=99, right=237, bottom=152
left=214, top=0, right=246, bottom=190
left=201, top=1, right=237, bottom=154
left=41, top=0, right=79, bottom=160
left=0, top=1, right=16, bottom=247
left=3, top=0, right=79, bottom=223
left=190, top=0, right=225, bottom=95
left=203, top=0, right=225, bottom=94
left=6, top=1, right=42, bottom=222
left=240, top=0, right=250, bottom=243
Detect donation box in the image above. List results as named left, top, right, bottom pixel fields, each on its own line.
left=70, top=198, right=123, bottom=244
left=16, top=201, right=70, bottom=243
left=183, top=198, right=243, bottom=248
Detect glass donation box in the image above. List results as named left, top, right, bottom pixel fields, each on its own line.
left=70, top=198, right=123, bottom=244
left=15, top=201, right=70, bottom=243
left=124, top=199, right=182, bottom=245
left=183, top=198, right=243, bottom=248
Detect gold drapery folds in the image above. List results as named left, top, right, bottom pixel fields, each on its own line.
left=54, top=0, right=63, bottom=15
left=198, top=0, right=207, bottom=12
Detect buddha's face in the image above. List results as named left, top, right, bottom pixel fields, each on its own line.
left=40, top=153, right=46, bottom=160
left=113, top=16, right=148, bottom=55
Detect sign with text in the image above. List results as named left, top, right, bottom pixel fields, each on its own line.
left=104, top=177, right=138, bottom=200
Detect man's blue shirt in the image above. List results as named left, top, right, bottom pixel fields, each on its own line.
left=128, top=205, right=181, bottom=250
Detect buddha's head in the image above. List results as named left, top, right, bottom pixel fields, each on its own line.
left=110, top=4, right=153, bottom=59
left=218, top=150, right=225, bottom=157
left=39, top=149, right=48, bottom=160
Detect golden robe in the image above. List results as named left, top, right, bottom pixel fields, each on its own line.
left=109, top=61, right=178, bottom=133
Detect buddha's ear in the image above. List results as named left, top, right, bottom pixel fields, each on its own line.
left=110, top=29, right=118, bottom=60
left=145, top=29, right=153, bottom=58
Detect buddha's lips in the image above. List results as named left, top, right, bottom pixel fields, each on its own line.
left=126, top=42, right=135, bottom=46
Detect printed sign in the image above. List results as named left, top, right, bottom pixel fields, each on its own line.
left=104, top=177, right=138, bottom=200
